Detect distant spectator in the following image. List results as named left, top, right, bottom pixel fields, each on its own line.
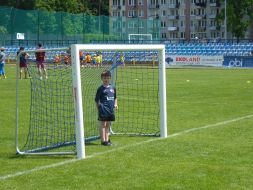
left=64, top=47, right=71, bottom=65
left=250, top=50, right=253, bottom=56
left=79, top=50, right=84, bottom=67
left=53, top=54, right=61, bottom=66
left=0, top=47, right=7, bottom=79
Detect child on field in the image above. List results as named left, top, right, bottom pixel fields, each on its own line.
left=84, top=53, right=92, bottom=67
left=35, top=43, right=47, bottom=80
left=17, top=47, right=29, bottom=79
left=119, top=53, right=125, bottom=66
left=0, top=47, right=7, bottom=79
left=95, top=70, right=118, bottom=146
left=64, top=48, right=71, bottom=65
left=79, top=50, right=84, bottom=67
left=53, top=54, right=61, bottom=66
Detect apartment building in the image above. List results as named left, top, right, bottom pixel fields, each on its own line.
left=109, top=0, right=251, bottom=41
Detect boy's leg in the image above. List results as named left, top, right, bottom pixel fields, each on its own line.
left=38, top=68, right=42, bottom=79
left=19, top=68, right=22, bottom=79
left=24, top=68, right=28, bottom=79
left=37, top=63, right=42, bottom=79
left=3, top=67, right=6, bottom=79
left=100, top=121, right=106, bottom=143
left=100, top=121, right=112, bottom=145
left=43, top=68, right=48, bottom=79
left=41, top=63, right=47, bottom=79
left=105, top=121, right=111, bottom=142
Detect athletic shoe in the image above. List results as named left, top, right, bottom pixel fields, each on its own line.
left=101, top=141, right=112, bottom=146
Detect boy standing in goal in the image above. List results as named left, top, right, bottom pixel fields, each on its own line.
left=95, top=70, right=118, bottom=146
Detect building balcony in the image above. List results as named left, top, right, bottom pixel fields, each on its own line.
left=190, top=26, right=196, bottom=31
left=209, top=26, right=217, bottom=30
left=195, top=2, right=207, bottom=8
left=168, top=26, right=178, bottom=31
left=208, top=14, right=216, bottom=19
left=209, top=3, right=217, bottom=6
left=210, top=2, right=221, bottom=7
left=149, top=4, right=160, bottom=9
left=168, top=15, right=179, bottom=20
left=196, top=26, right=206, bottom=32
left=195, top=15, right=206, bottom=20
left=168, top=3, right=180, bottom=9
left=168, top=4, right=176, bottom=8
left=190, top=14, right=196, bottom=18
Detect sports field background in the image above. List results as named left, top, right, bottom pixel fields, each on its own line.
left=0, top=65, right=253, bottom=190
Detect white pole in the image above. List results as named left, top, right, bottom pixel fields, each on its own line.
left=224, top=0, right=227, bottom=40
left=159, top=46, right=167, bottom=138
left=16, top=52, right=20, bottom=153
left=71, top=45, right=85, bottom=159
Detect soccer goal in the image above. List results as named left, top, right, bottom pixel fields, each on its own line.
left=16, top=44, right=167, bottom=159
left=128, top=34, right=152, bottom=44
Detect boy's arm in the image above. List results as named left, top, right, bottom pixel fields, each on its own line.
left=114, top=98, right=118, bottom=109
left=95, top=88, right=101, bottom=109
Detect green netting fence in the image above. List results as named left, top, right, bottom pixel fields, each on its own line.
left=0, top=6, right=160, bottom=46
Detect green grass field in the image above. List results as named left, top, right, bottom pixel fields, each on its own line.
left=0, top=65, right=253, bottom=190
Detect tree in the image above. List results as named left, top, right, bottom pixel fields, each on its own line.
left=0, top=0, right=109, bottom=15
left=217, top=0, right=253, bottom=39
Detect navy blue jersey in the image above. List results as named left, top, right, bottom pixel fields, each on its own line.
left=95, top=84, right=116, bottom=121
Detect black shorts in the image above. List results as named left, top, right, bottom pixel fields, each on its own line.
left=98, top=115, right=115, bottom=121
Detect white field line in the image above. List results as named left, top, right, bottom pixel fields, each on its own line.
left=1, top=114, right=253, bottom=181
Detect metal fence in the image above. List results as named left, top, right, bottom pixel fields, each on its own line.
left=0, top=6, right=160, bottom=46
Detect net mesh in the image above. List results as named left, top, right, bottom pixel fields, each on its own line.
left=17, top=48, right=160, bottom=154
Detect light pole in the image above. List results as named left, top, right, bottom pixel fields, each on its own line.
left=224, top=0, right=227, bottom=40
left=99, top=0, right=101, bottom=32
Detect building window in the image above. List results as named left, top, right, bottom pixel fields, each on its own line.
left=138, top=9, right=144, bottom=17
left=162, top=10, right=166, bottom=16
left=162, top=32, right=167, bottom=39
left=113, top=0, right=120, bottom=6
left=161, top=0, right=166, bottom=4
left=138, top=0, right=144, bottom=5
left=128, top=10, right=137, bottom=17
left=112, top=11, right=120, bottom=17
left=169, top=32, right=178, bottom=38
left=161, top=21, right=166, bottom=28
left=128, top=20, right=138, bottom=28
left=129, top=0, right=137, bottom=6
left=113, top=21, right=121, bottom=29
left=180, top=32, right=185, bottom=38
left=181, top=20, right=184, bottom=27
left=139, top=20, right=144, bottom=28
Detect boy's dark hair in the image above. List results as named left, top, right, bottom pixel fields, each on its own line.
left=101, top=70, right=111, bottom=78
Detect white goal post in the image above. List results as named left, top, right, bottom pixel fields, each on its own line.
left=128, top=34, right=153, bottom=43
left=71, top=44, right=167, bottom=159
left=15, top=44, right=167, bottom=160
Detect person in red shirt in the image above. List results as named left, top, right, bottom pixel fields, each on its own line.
left=35, top=43, right=47, bottom=80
